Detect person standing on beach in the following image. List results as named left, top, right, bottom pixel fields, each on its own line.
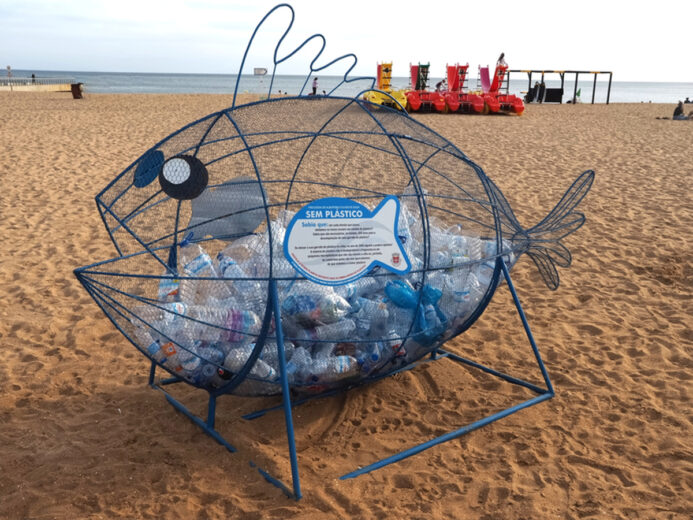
left=497, top=53, right=507, bottom=68
left=312, top=77, right=318, bottom=96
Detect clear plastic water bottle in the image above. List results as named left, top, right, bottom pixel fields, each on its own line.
left=186, top=344, right=227, bottom=387
left=314, top=319, right=356, bottom=342
left=465, top=236, right=483, bottom=261
left=286, top=346, right=312, bottom=384
left=282, top=284, right=351, bottom=325
left=466, top=272, right=487, bottom=306
left=310, top=355, right=359, bottom=383
left=358, top=342, right=387, bottom=375
left=133, top=302, right=189, bottom=347
left=157, top=341, right=187, bottom=373
left=224, top=308, right=262, bottom=343
left=217, top=254, right=265, bottom=313
left=178, top=305, right=229, bottom=342
left=312, top=342, right=337, bottom=360
left=252, top=340, right=295, bottom=372
left=353, top=297, right=389, bottom=337
left=388, top=305, right=416, bottom=337
left=334, top=277, right=381, bottom=301
left=178, top=238, right=232, bottom=305
left=224, top=345, right=277, bottom=381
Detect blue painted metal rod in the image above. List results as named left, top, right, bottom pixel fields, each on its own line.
left=437, top=349, right=548, bottom=395
left=148, top=360, right=157, bottom=385
left=500, top=260, right=554, bottom=394
left=340, top=392, right=553, bottom=479
left=270, top=279, right=302, bottom=500
left=154, top=386, right=237, bottom=453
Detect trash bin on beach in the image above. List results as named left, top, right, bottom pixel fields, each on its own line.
left=70, top=83, right=83, bottom=99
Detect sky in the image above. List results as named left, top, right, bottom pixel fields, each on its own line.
left=1, top=0, right=690, bottom=82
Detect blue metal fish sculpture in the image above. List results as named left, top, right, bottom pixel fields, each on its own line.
left=75, top=3, right=594, bottom=398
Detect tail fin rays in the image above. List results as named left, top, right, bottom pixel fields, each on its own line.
left=495, top=170, right=594, bottom=291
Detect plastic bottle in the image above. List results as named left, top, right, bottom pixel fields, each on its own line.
left=178, top=305, right=229, bottom=343
left=224, top=345, right=277, bottom=381
left=186, top=344, right=226, bottom=386
left=178, top=238, right=232, bottom=305
left=313, top=319, right=356, bottom=342
left=334, top=277, right=381, bottom=302
left=251, top=340, right=295, bottom=373
left=310, top=355, right=359, bottom=383
left=224, top=308, right=262, bottom=343
left=465, top=236, right=483, bottom=262
left=388, top=305, right=416, bottom=338
left=358, top=342, right=387, bottom=375
left=285, top=346, right=312, bottom=384
left=466, top=272, right=487, bottom=306
left=282, top=285, right=351, bottom=325
left=216, top=254, right=265, bottom=313
left=157, top=275, right=180, bottom=302
left=312, top=342, right=337, bottom=360
left=158, top=341, right=187, bottom=373
left=353, top=297, right=389, bottom=337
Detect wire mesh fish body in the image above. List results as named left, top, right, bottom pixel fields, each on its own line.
left=76, top=95, right=593, bottom=395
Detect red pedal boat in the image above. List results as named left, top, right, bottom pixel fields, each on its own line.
left=444, top=64, right=484, bottom=114
left=405, top=63, right=446, bottom=113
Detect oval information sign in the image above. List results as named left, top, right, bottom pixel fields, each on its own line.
left=284, top=196, right=411, bottom=285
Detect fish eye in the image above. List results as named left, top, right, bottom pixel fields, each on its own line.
left=158, top=155, right=208, bottom=200
left=162, top=158, right=191, bottom=184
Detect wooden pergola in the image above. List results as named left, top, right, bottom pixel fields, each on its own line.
left=507, top=69, right=613, bottom=104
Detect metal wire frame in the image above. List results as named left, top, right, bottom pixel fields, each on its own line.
left=232, top=3, right=376, bottom=107
left=74, top=2, right=594, bottom=498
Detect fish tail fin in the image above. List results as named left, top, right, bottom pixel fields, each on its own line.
left=524, top=170, right=594, bottom=290
left=491, top=170, right=594, bottom=290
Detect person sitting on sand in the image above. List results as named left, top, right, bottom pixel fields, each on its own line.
left=673, top=101, right=689, bottom=120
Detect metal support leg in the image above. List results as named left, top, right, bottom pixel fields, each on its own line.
left=341, top=258, right=553, bottom=479
left=270, top=279, right=302, bottom=500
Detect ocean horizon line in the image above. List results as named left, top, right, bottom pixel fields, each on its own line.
left=5, top=69, right=693, bottom=103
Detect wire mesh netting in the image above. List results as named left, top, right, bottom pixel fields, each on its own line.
left=77, top=95, right=592, bottom=397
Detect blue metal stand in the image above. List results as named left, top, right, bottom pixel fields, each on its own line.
left=147, top=258, right=553, bottom=498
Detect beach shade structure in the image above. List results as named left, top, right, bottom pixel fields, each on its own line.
left=74, top=3, right=594, bottom=499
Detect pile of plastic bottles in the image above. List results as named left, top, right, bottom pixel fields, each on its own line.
left=132, top=195, right=514, bottom=395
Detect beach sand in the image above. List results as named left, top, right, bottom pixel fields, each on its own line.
left=0, top=92, right=691, bottom=519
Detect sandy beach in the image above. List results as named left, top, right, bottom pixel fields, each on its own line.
left=0, top=91, right=691, bottom=519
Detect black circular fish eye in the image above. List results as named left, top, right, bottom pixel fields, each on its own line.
left=158, top=155, right=208, bottom=200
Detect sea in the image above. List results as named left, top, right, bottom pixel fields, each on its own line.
left=8, top=69, right=693, bottom=104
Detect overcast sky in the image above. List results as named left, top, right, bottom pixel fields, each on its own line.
left=1, top=0, right=690, bottom=82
